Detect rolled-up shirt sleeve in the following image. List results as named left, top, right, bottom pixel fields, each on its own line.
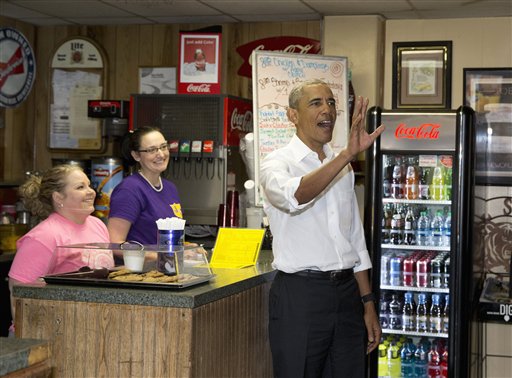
left=260, top=155, right=312, bottom=213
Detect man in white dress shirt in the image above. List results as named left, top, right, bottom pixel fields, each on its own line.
left=260, top=79, right=384, bottom=377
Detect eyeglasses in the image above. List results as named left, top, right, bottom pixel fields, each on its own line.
left=138, top=143, right=170, bottom=155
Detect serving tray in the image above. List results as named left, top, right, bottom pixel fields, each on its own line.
left=43, top=267, right=214, bottom=290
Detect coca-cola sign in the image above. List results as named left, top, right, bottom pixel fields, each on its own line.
left=187, top=83, right=212, bottom=93
left=236, top=36, right=321, bottom=78
left=395, top=123, right=440, bottom=140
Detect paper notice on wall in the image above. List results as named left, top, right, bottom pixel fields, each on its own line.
left=69, top=85, right=102, bottom=139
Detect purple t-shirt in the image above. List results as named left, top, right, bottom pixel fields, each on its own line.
left=108, top=173, right=182, bottom=244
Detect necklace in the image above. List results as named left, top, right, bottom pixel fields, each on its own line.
left=139, top=171, right=163, bottom=192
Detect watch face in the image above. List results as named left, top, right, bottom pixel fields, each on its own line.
left=0, top=27, right=36, bottom=108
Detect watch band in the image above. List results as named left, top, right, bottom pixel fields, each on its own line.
left=361, top=293, right=376, bottom=304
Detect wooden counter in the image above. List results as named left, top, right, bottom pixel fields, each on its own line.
left=12, top=251, right=275, bottom=377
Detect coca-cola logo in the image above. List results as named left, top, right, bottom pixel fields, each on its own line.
left=231, top=107, right=253, bottom=132
left=395, top=123, right=440, bottom=139
left=187, top=83, right=211, bottom=93
left=236, top=36, right=321, bottom=78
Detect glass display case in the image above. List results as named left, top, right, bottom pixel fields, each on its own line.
left=43, top=243, right=213, bottom=289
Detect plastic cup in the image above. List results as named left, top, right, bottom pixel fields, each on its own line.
left=122, top=249, right=145, bottom=272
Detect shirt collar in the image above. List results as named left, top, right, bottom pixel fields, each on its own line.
left=288, top=134, right=335, bottom=162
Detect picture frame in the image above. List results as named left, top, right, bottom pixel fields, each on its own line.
left=392, top=41, right=452, bottom=109
left=463, top=67, right=512, bottom=186
left=138, top=67, right=176, bottom=94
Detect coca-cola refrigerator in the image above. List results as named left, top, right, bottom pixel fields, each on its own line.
left=364, top=106, right=479, bottom=377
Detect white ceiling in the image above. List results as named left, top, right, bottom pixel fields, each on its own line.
left=1, top=0, right=511, bottom=26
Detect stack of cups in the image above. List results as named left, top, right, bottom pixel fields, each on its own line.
left=155, top=217, right=186, bottom=275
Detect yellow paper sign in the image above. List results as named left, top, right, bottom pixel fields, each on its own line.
left=210, top=228, right=266, bottom=269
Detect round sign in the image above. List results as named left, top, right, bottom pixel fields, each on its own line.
left=0, top=27, right=36, bottom=108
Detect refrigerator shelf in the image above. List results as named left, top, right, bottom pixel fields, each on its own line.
left=382, top=198, right=452, bottom=206
left=381, top=285, right=449, bottom=293
left=382, top=329, right=449, bottom=339
left=381, top=244, right=450, bottom=252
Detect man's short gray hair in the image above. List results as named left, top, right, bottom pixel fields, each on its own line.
left=288, top=79, right=328, bottom=109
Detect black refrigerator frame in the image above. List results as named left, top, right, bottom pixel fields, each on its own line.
left=364, top=106, right=476, bottom=377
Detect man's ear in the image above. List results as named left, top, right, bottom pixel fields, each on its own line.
left=287, top=108, right=298, bottom=125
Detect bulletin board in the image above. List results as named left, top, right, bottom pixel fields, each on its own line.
left=48, top=36, right=107, bottom=151
left=252, top=51, right=349, bottom=206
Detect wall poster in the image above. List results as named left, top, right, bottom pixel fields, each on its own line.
left=252, top=51, right=348, bottom=206
left=48, top=37, right=106, bottom=150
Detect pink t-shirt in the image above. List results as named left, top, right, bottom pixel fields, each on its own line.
left=9, top=213, right=113, bottom=283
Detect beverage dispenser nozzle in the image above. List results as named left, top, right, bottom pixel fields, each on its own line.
left=169, top=140, right=180, bottom=179
left=191, top=140, right=203, bottom=179
left=179, top=140, right=192, bottom=179
left=203, top=140, right=215, bottom=180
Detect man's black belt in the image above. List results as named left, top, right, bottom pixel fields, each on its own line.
left=286, top=269, right=354, bottom=281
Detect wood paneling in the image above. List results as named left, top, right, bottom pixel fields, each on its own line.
left=0, top=17, right=320, bottom=181
left=15, top=282, right=273, bottom=377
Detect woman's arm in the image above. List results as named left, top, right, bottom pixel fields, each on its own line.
left=107, top=217, right=132, bottom=243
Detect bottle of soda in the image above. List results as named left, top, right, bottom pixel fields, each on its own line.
left=443, top=167, right=452, bottom=201
left=442, top=211, right=451, bottom=247
left=442, top=257, right=450, bottom=288
left=416, top=293, right=429, bottom=333
left=383, top=156, right=394, bottom=198
left=389, top=256, right=402, bottom=286
left=430, top=210, right=445, bottom=247
left=414, top=341, right=428, bottom=377
left=419, top=167, right=431, bottom=200
left=430, top=258, right=443, bottom=289
left=440, top=344, right=449, bottom=377
left=402, top=292, right=416, bottom=331
left=427, top=341, right=441, bottom=377
left=416, top=211, right=431, bottom=247
left=405, top=165, right=419, bottom=200
left=404, top=207, right=416, bottom=245
left=430, top=166, right=444, bottom=201
left=379, top=291, right=390, bottom=329
left=391, top=164, right=404, bottom=199
left=390, top=211, right=403, bottom=245
left=430, top=294, right=443, bottom=333
left=403, top=256, right=415, bottom=287
left=382, top=207, right=392, bottom=245
left=389, top=293, right=403, bottom=330
left=442, top=294, right=450, bottom=334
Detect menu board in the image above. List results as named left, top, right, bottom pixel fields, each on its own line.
left=252, top=51, right=348, bottom=205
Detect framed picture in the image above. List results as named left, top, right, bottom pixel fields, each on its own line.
left=463, top=67, right=512, bottom=186
left=138, top=67, right=176, bottom=94
left=392, top=41, right=452, bottom=109
left=177, top=32, right=221, bottom=94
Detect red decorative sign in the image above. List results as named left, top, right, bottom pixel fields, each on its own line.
left=178, top=32, right=221, bottom=94
left=224, top=97, right=253, bottom=146
left=236, top=36, right=321, bottom=78
left=395, top=123, right=440, bottom=139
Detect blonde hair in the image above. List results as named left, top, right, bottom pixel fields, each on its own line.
left=19, top=164, right=84, bottom=219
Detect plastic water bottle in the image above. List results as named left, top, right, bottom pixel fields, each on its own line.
left=416, top=293, right=429, bottom=333
left=442, top=211, right=451, bottom=247
left=430, top=210, right=444, bottom=247
left=417, top=211, right=430, bottom=246
left=430, top=294, right=443, bottom=333
left=402, top=292, right=416, bottom=332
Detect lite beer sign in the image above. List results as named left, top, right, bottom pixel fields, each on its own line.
left=395, top=123, right=441, bottom=140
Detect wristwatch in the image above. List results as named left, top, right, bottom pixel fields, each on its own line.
left=361, top=293, right=376, bottom=304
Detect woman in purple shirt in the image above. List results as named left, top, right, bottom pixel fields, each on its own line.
left=108, top=126, right=182, bottom=244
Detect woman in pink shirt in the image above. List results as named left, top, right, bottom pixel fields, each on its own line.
left=8, top=164, right=113, bottom=332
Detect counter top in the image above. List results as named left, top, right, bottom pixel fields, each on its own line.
left=12, top=250, right=275, bottom=309
left=0, top=337, right=50, bottom=376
